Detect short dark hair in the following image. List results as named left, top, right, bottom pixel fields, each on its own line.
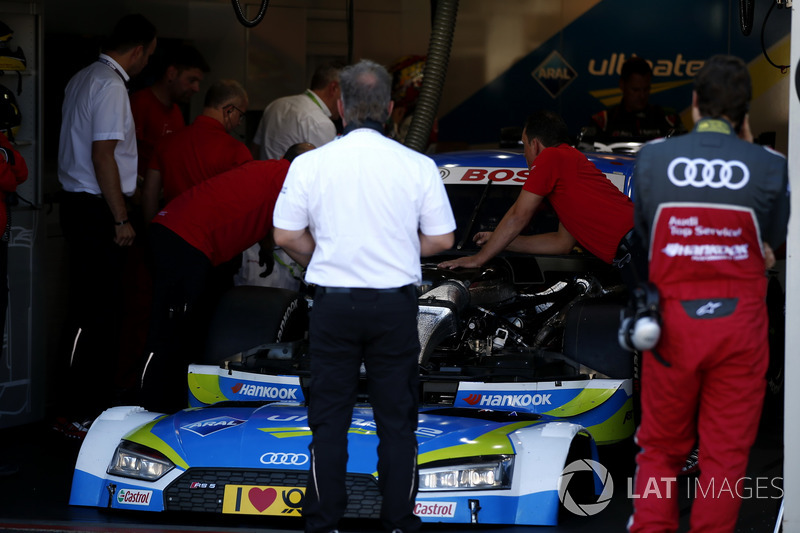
left=340, top=59, right=392, bottom=127
left=168, top=44, right=209, bottom=74
left=310, top=60, right=346, bottom=91
left=523, top=110, right=571, bottom=147
left=283, top=142, right=316, bottom=162
left=204, top=79, right=247, bottom=108
left=103, top=14, right=156, bottom=54
left=620, top=56, right=652, bottom=81
left=694, top=54, right=751, bottom=127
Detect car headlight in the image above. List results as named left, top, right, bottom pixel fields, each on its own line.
left=107, top=440, right=175, bottom=481
left=418, top=455, right=513, bottom=491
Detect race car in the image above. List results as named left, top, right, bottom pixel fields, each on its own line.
left=70, top=149, right=639, bottom=527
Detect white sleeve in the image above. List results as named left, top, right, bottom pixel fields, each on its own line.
left=419, top=158, right=456, bottom=236
left=273, top=158, right=310, bottom=231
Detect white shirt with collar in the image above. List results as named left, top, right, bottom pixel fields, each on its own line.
left=254, top=89, right=337, bottom=160
left=58, top=53, right=137, bottom=196
left=273, top=127, right=456, bottom=288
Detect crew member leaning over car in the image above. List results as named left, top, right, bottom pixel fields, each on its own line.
left=628, top=55, right=790, bottom=533
left=438, top=110, right=641, bottom=286
left=139, top=144, right=313, bottom=414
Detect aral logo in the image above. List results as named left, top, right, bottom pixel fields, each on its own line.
left=532, top=50, right=577, bottom=98
left=182, top=415, right=246, bottom=437
left=116, top=489, right=152, bottom=506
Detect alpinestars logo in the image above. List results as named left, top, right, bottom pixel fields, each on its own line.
left=463, top=393, right=552, bottom=407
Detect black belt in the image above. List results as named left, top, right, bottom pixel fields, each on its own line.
left=318, top=284, right=415, bottom=294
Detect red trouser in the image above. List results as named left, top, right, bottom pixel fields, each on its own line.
left=628, top=294, right=768, bottom=533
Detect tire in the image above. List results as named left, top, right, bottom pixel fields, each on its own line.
left=201, top=286, right=309, bottom=365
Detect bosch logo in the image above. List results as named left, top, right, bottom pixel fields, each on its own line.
left=439, top=168, right=450, bottom=180
left=667, top=157, right=749, bottom=190
left=259, top=452, right=309, bottom=466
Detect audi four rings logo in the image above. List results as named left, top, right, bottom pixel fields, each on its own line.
left=259, top=452, right=309, bottom=466
left=667, top=157, right=749, bottom=190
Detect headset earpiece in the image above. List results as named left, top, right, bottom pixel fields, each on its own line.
left=618, top=282, right=662, bottom=352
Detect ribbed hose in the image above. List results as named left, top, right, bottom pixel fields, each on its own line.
left=404, top=0, right=459, bottom=153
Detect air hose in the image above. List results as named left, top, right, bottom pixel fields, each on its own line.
left=231, top=0, right=270, bottom=28
left=404, top=0, right=459, bottom=153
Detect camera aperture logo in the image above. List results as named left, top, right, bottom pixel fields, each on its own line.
left=558, top=459, right=614, bottom=516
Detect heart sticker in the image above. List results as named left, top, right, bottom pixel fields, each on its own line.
left=248, top=487, right=278, bottom=513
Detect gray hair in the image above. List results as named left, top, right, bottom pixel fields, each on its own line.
left=204, top=79, right=247, bottom=109
left=339, top=59, right=392, bottom=127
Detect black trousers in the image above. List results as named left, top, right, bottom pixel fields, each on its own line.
left=140, top=224, right=238, bottom=413
left=304, top=286, right=422, bottom=533
left=59, top=192, right=127, bottom=418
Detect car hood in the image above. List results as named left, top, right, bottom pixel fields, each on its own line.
left=124, top=404, right=546, bottom=474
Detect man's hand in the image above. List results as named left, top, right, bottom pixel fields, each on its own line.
left=473, top=231, right=492, bottom=246
left=764, top=242, right=776, bottom=270
left=438, top=255, right=484, bottom=270
left=258, top=244, right=275, bottom=278
left=114, top=222, right=135, bottom=247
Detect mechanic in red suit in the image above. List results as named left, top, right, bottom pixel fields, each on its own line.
left=141, top=79, right=252, bottom=223
left=130, top=44, right=208, bottom=180
left=120, top=80, right=252, bottom=402
left=438, top=110, right=638, bottom=285
left=628, top=55, right=790, bottom=533
left=0, top=132, right=27, bottom=351
left=139, top=144, right=312, bottom=413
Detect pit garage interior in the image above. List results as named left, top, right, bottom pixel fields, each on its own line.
left=0, top=0, right=798, bottom=531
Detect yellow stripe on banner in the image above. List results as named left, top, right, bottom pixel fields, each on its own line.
left=543, top=386, right=619, bottom=417
left=187, top=373, right=226, bottom=405
left=749, top=35, right=790, bottom=101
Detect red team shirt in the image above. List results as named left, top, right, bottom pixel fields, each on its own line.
left=130, top=87, right=186, bottom=177
left=522, top=143, right=633, bottom=263
left=149, top=115, right=253, bottom=203
left=153, top=159, right=290, bottom=266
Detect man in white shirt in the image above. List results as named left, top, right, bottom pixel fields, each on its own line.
left=252, top=60, right=344, bottom=160
left=274, top=59, right=455, bottom=533
left=56, top=13, right=156, bottom=430
left=241, top=61, right=345, bottom=289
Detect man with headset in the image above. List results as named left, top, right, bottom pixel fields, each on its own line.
left=627, top=55, right=789, bottom=533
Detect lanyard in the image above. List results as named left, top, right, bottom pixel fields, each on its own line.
left=305, top=89, right=324, bottom=111
left=97, top=57, right=128, bottom=86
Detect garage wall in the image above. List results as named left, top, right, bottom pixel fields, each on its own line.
left=41, top=0, right=791, bottom=154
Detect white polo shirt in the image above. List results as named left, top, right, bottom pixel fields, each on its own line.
left=273, top=128, right=456, bottom=288
left=57, top=54, right=137, bottom=196
left=254, top=90, right=337, bottom=160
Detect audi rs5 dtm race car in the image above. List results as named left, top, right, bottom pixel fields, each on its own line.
left=70, top=149, right=642, bottom=527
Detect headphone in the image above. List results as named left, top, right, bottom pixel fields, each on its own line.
left=618, top=281, right=662, bottom=352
